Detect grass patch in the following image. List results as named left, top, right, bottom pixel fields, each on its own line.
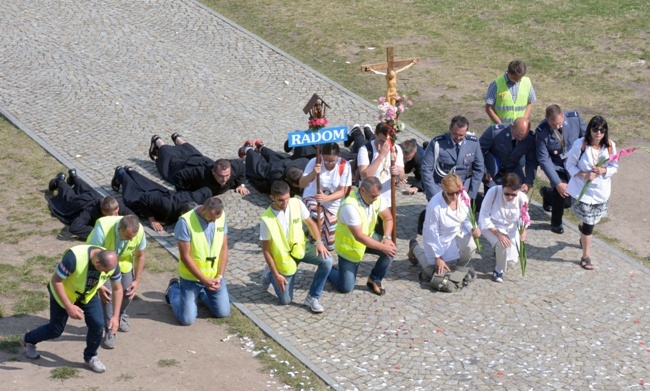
left=50, top=367, right=80, bottom=380
left=201, top=0, right=649, bottom=143
left=115, top=373, right=135, bottom=382
left=0, top=335, right=22, bottom=354
left=157, top=358, right=180, bottom=367
left=13, top=290, right=49, bottom=315
left=145, top=242, right=178, bottom=274
left=210, top=307, right=328, bottom=390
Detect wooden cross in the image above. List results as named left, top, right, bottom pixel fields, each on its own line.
left=361, top=47, right=418, bottom=106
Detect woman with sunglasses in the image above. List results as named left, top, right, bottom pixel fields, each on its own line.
left=566, top=116, right=618, bottom=270
left=479, top=173, right=528, bottom=282
left=409, top=173, right=481, bottom=283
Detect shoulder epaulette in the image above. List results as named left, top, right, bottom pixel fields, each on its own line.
left=465, top=134, right=478, bottom=141
left=565, top=111, right=579, bottom=118
left=433, top=134, right=446, bottom=142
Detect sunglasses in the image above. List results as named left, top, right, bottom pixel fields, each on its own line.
left=591, top=128, right=607, bottom=134
left=503, top=192, right=518, bottom=197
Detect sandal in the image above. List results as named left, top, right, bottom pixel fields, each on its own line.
left=580, top=257, right=594, bottom=270
left=171, top=132, right=183, bottom=145
left=149, top=135, right=162, bottom=161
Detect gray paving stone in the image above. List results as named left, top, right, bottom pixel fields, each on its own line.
left=1, top=1, right=649, bottom=389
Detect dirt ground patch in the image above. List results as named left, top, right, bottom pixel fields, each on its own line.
left=0, top=120, right=282, bottom=390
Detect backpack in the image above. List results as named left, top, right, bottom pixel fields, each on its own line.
left=426, top=266, right=475, bottom=293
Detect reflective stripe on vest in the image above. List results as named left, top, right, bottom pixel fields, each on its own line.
left=334, top=191, right=380, bottom=262
left=492, top=75, right=531, bottom=125
left=260, top=198, right=305, bottom=276
left=177, top=209, right=226, bottom=281
left=50, top=245, right=114, bottom=308
left=87, top=215, right=144, bottom=274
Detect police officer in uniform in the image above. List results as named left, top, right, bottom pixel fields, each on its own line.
left=422, top=116, right=484, bottom=200
left=479, top=117, right=537, bottom=193
left=535, top=104, right=587, bottom=234
left=420, top=116, right=484, bottom=233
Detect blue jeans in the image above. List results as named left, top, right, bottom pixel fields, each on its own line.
left=270, top=242, right=332, bottom=305
left=168, top=277, right=230, bottom=325
left=24, top=290, right=104, bottom=362
left=328, top=234, right=393, bottom=293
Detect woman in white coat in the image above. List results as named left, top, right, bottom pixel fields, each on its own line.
left=479, top=173, right=528, bottom=283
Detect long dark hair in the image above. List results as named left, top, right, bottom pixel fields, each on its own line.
left=584, top=115, right=610, bottom=149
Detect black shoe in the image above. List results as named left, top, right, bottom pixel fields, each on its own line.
left=48, top=172, right=66, bottom=192
left=344, top=124, right=361, bottom=147
left=67, top=168, right=77, bottom=186
left=111, top=166, right=122, bottom=192
left=149, top=135, right=162, bottom=161
left=550, top=225, right=564, bottom=234
left=171, top=133, right=183, bottom=145
left=540, top=187, right=552, bottom=212
left=407, top=239, right=418, bottom=265
left=363, top=123, right=375, bottom=140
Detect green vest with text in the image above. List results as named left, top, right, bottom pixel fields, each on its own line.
left=492, top=74, right=531, bottom=124
left=178, top=209, right=226, bottom=281
left=334, top=192, right=380, bottom=262
left=87, top=215, right=144, bottom=274
left=50, top=245, right=115, bottom=308
left=260, top=198, right=306, bottom=276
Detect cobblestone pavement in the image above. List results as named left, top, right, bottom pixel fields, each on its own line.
left=1, top=1, right=648, bottom=389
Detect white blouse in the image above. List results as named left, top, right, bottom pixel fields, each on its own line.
left=566, top=138, right=618, bottom=204
left=302, top=157, right=352, bottom=213
left=479, top=186, right=528, bottom=235
left=422, top=190, right=473, bottom=263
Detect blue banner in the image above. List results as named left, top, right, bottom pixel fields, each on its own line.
left=287, top=125, right=348, bottom=148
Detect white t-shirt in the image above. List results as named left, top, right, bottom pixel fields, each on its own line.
left=357, top=141, right=404, bottom=207
left=338, top=193, right=387, bottom=227
left=259, top=199, right=310, bottom=241
left=302, top=157, right=352, bottom=213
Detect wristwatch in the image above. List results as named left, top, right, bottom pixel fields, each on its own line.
left=383, top=235, right=392, bottom=240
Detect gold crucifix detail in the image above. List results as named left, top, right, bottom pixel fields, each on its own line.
left=361, top=47, right=418, bottom=106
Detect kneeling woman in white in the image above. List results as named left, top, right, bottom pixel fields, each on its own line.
left=479, top=173, right=528, bottom=283
left=414, top=173, right=481, bottom=281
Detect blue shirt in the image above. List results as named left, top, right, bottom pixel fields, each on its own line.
left=87, top=220, right=147, bottom=255
left=174, top=208, right=228, bottom=246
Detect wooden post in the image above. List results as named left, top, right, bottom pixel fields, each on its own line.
left=315, top=144, right=323, bottom=231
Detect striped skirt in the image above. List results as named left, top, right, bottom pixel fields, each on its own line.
left=302, top=196, right=338, bottom=251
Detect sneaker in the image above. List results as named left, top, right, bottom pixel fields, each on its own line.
left=303, top=295, right=324, bottom=313
left=254, top=139, right=265, bottom=152
left=102, top=331, right=116, bottom=349
left=260, top=265, right=271, bottom=290
left=407, top=239, right=418, bottom=265
left=85, top=356, right=106, bottom=373
left=492, top=270, right=504, bottom=283
left=363, top=124, right=374, bottom=140
left=238, top=140, right=254, bottom=158
left=22, top=335, right=40, bottom=359
left=165, top=278, right=179, bottom=304
left=118, top=314, right=130, bottom=332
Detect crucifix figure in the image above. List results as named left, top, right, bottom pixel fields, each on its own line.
left=361, top=47, right=418, bottom=106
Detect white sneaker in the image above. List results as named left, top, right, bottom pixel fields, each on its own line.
left=260, top=265, right=271, bottom=290
left=303, top=295, right=324, bottom=313
left=22, top=335, right=40, bottom=359
left=85, top=356, right=106, bottom=373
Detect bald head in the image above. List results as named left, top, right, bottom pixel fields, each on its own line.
left=511, top=117, right=530, bottom=141
left=94, top=249, right=118, bottom=272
